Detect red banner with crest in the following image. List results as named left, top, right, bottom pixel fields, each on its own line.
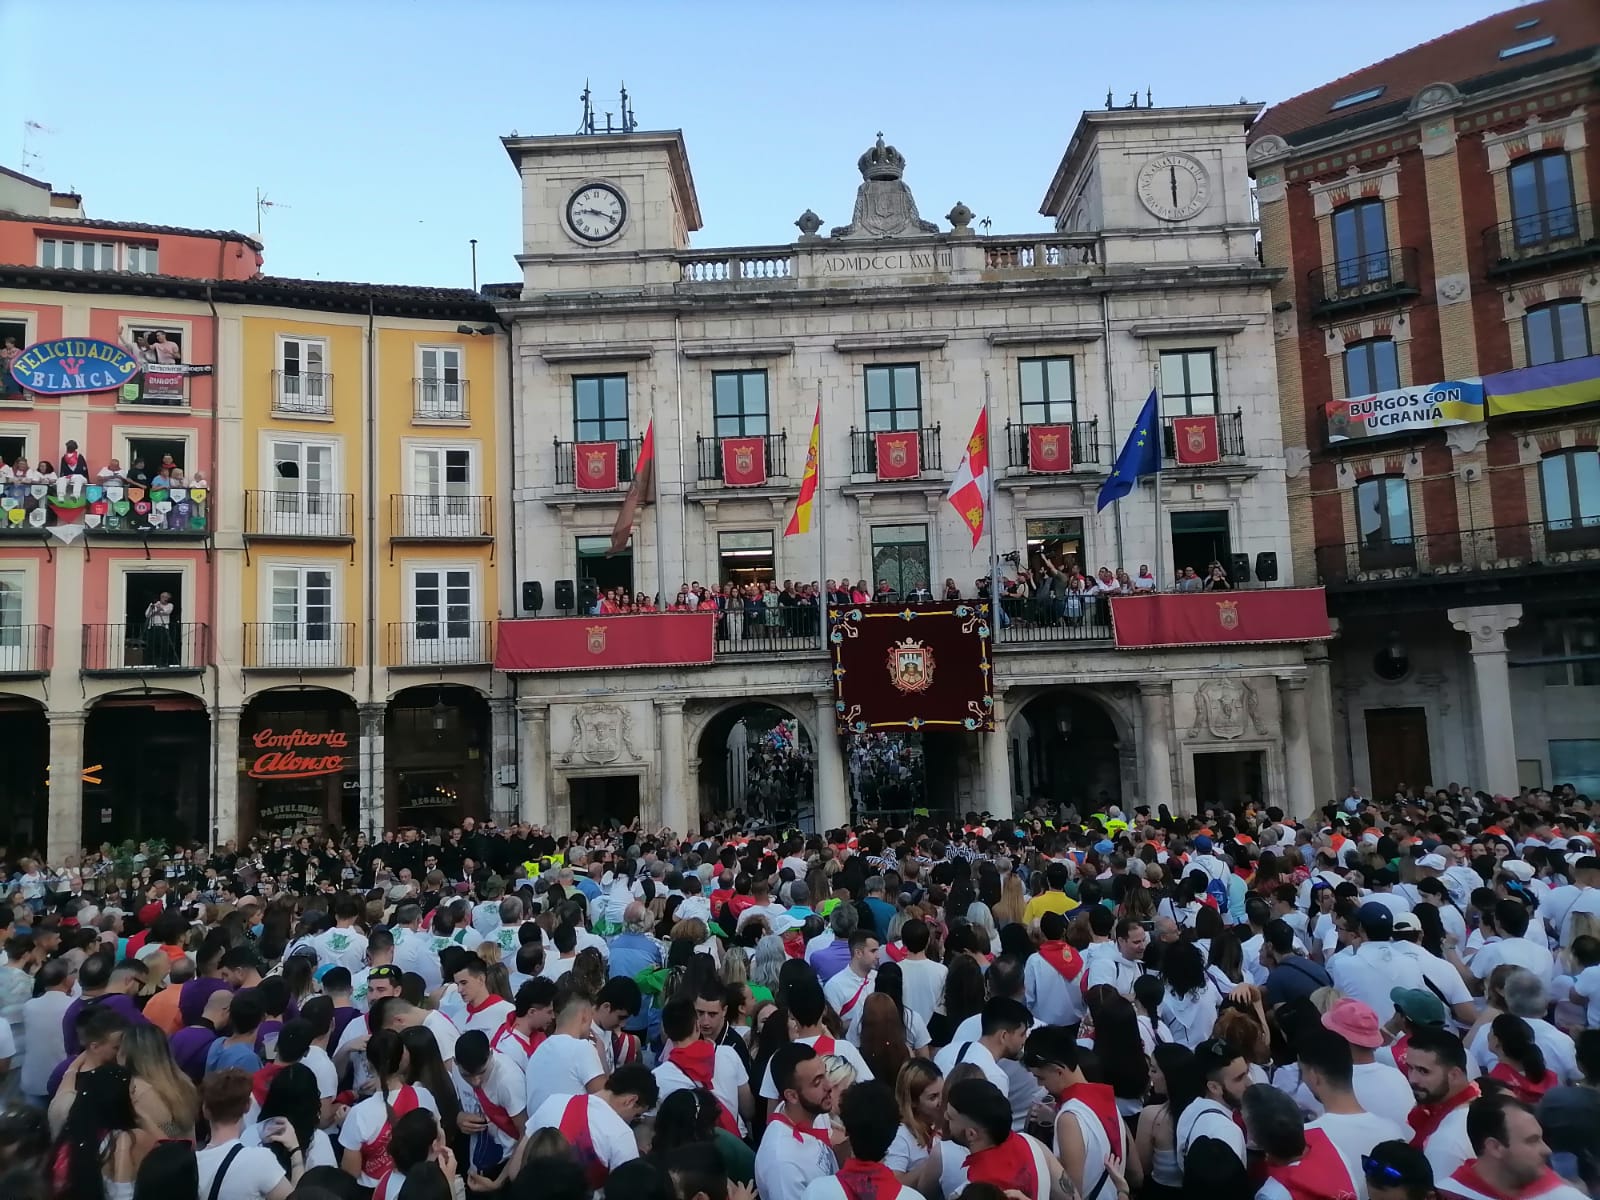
left=495, top=613, right=715, bottom=672
left=874, top=431, right=922, bottom=480
left=1026, top=424, right=1074, bottom=473
left=574, top=441, right=620, bottom=491
left=830, top=603, right=994, bottom=732
left=720, top=436, right=768, bottom=487
left=1172, top=414, right=1220, bottom=465
left=1109, top=588, right=1331, bottom=649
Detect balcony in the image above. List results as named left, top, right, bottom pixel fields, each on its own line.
left=272, top=371, right=333, bottom=417
left=82, top=623, right=208, bottom=676
left=387, top=621, right=494, bottom=668
left=0, top=481, right=209, bottom=538
left=1307, top=247, right=1421, bottom=316
left=993, top=597, right=1114, bottom=646
left=414, top=378, right=469, bottom=422
left=711, top=611, right=824, bottom=657
left=1315, top=519, right=1600, bottom=594
left=680, top=251, right=797, bottom=283
left=1003, top=420, right=1102, bottom=472
left=244, top=490, right=356, bottom=540
left=1484, top=203, right=1600, bottom=278
left=849, top=426, right=943, bottom=475
left=243, top=622, right=356, bottom=670
left=1159, top=412, right=1246, bottom=463
left=553, top=437, right=641, bottom=491
left=981, top=238, right=1098, bottom=269
left=694, top=433, right=789, bottom=483
left=0, top=625, right=50, bottom=677
left=389, top=494, right=494, bottom=541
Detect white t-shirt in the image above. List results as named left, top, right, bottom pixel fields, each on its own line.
left=195, top=1139, right=289, bottom=1200
left=1351, top=1061, right=1416, bottom=1126
left=759, top=1034, right=874, bottom=1098
left=463, top=997, right=516, bottom=1037
left=755, top=1112, right=836, bottom=1200
left=528, top=1093, right=638, bottom=1172
left=1419, top=1105, right=1473, bottom=1184
left=1308, top=1111, right=1408, bottom=1199
left=932, top=1038, right=1009, bottom=1094
left=453, top=1053, right=527, bottom=1158
left=654, top=1042, right=750, bottom=1134
left=338, top=1085, right=440, bottom=1187
left=239, top=1123, right=338, bottom=1170
left=897, top=958, right=948, bottom=1024
left=1327, top=943, right=1426, bottom=1022
left=824, top=968, right=877, bottom=1035
left=806, top=1179, right=926, bottom=1200
left=310, top=925, right=369, bottom=972
left=1470, top=934, right=1555, bottom=989
left=523, top=1032, right=603, bottom=1117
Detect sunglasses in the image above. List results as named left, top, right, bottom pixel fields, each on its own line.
left=1362, top=1156, right=1404, bottom=1182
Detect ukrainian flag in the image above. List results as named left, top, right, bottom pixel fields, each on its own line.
left=1485, top=354, right=1600, bottom=416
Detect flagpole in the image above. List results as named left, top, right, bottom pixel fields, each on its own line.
left=652, top=384, right=665, bottom=604
left=815, top=379, right=827, bottom=651
left=1152, top=367, right=1166, bottom=592
left=983, top=371, right=1001, bottom=624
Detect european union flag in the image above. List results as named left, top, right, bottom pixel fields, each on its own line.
left=1096, top=388, right=1161, bottom=511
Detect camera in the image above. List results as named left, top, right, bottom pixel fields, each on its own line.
left=1002, top=550, right=1021, bottom=565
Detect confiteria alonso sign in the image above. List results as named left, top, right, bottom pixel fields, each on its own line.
left=247, top=728, right=349, bottom=780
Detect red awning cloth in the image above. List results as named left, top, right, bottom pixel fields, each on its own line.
left=1109, top=588, right=1332, bottom=650
left=494, top=613, right=715, bottom=673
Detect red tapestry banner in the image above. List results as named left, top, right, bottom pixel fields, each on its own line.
left=1027, top=423, right=1074, bottom=473
left=874, top=431, right=922, bottom=480
left=574, top=441, right=619, bottom=491
left=495, top=613, right=714, bottom=672
left=1172, top=414, right=1220, bottom=465
left=830, top=603, right=994, bottom=733
left=720, top=436, right=768, bottom=487
left=1109, top=588, right=1331, bottom=649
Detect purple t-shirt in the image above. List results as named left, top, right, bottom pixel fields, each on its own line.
left=61, top=993, right=148, bottom=1055
left=330, top=1004, right=361, bottom=1047
left=170, top=1025, right=219, bottom=1083
left=179, top=977, right=231, bottom=1027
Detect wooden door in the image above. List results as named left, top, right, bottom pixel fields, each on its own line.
left=1365, top=707, right=1432, bottom=798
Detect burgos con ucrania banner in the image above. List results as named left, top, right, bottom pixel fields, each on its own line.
left=1325, top=378, right=1485, bottom=443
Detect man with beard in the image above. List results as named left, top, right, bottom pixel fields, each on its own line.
left=1406, top=1026, right=1481, bottom=1183
left=755, top=1043, right=836, bottom=1200
left=1438, top=1095, right=1587, bottom=1200
left=1177, top=1036, right=1251, bottom=1194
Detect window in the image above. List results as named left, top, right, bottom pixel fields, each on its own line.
left=1549, top=739, right=1600, bottom=798
left=713, top=371, right=769, bottom=437
left=1355, top=476, right=1414, bottom=562
left=1329, top=86, right=1385, bottom=111
left=39, top=238, right=117, bottom=271
left=124, top=245, right=159, bottom=274
left=1024, top=518, right=1084, bottom=577
left=1158, top=350, right=1218, bottom=415
left=128, top=437, right=187, bottom=476
left=0, top=569, right=21, bottom=640
left=266, top=440, right=339, bottom=535
left=1524, top=301, right=1591, bottom=367
left=1542, top=618, right=1600, bottom=687
left=410, top=446, right=472, bottom=496
left=870, top=524, right=930, bottom=599
left=418, top=346, right=464, bottom=418
left=0, top=436, right=25, bottom=469
left=864, top=365, right=921, bottom=432
left=576, top=535, right=632, bottom=599
left=1332, top=200, right=1390, bottom=287
left=272, top=441, right=334, bottom=495
left=717, top=530, right=775, bottom=587
left=1169, top=511, right=1232, bottom=579
left=1500, top=35, right=1556, bottom=59
left=1343, top=338, right=1401, bottom=395
left=277, top=337, right=330, bottom=414
left=1540, top=450, right=1600, bottom=541
left=1019, top=357, right=1075, bottom=424
left=125, top=325, right=186, bottom=404
left=404, top=446, right=475, bottom=535
left=1508, top=153, right=1576, bottom=246
left=412, top=569, right=473, bottom=641
left=269, top=566, right=334, bottom=639
left=574, top=375, right=629, bottom=442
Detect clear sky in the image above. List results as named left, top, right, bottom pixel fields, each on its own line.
left=3, top=0, right=1523, bottom=289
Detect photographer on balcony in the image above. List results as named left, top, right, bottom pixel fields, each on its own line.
left=144, top=591, right=176, bottom=669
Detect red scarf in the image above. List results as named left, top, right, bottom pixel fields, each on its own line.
left=470, top=1077, right=520, bottom=1143
left=360, top=1084, right=420, bottom=1181
left=964, top=1133, right=1042, bottom=1199
left=558, top=1095, right=610, bottom=1190
left=1263, top=1129, right=1357, bottom=1200
left=836, top=1158, right=900, bottom=1200
left=1448, top=1160, right=1576, bottom=1200
left=769, top=1110, right=831, bottom=1144
left=491, top=1017, right=536, bottom=1059
left=839, top=972, right=872, bottom=1015
left=1407, top=1083, right=1479, bottom=1146
left=810, top=1035, right=837, bottom=1057
left=1058, top=1082, right=1122, bottom=1158
left=252, top=1062, right=286, bottom=1105
left=884, top=943, right=910, bottom=963
left=1488, top=1063, right=1557, bottom=1106
left=666, top=1041, right=740, bottom=1135
left=1391, top=1034, right=1411, bottom=1076
left=1037, top=941, right=1084, bottom=983
left=466, top=994, right=504, bottom=1019
left=612, top=1029, right=640, bottom=1068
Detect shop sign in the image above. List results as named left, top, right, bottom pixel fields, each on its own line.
left=259, top=802, right=324, bottom=825
left=247, top=727, right=349, bottom=780
left=10, top=338, right=141, bottom=394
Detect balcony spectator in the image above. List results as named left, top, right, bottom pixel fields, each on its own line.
left=943, top=578, right=961, bottom=601
left=97, top=459, right=128, bottom=486
left=904, top=580, right=932, bottom=604
left=0, top=336, right=22, bottom=398
left=126, top=458, right=150, bottom=486
left=851, top=579, right=870, bottom=604
left=149, top=331, right=182, bottom=365
left=763, top=581, right=783, bottom=636
left=1133, top=564, right=1157, bottom=592
left=874, top=579, right=897, bottom=603
left=19, top=456, right=54, bottom=486
left=1176, top=566, right=1203, bottom=592
left=1114, top=568, right=1134, bottom=593
left=53, top=441, right=88, bottom=500
left=1204, top=563, right=1233, bottom=591
left=145, top=592, right=176, bottom=668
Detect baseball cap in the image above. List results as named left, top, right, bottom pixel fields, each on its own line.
left=1193, top=835, right=1214, bottom=853
left=1390, top=987, right=1447, bottom=1027
left=1357, top=901, right=1394, bottom=937
left=368, top=965, right=403, bottom=984
left=1362, top=1141, right=1434, bottom=1192
left=1093, top=840, right=1115, bottom=855
left=1499, top=860, right=1536, bottom=883
left=1322, top=998, right=1383, bottom=1048
left=1391, top=912, right=1421, bottom=934
left=1416, top=853, right=1448, bottom=871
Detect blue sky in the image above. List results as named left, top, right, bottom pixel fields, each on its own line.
left=3, top=0, right=1522, bottom=288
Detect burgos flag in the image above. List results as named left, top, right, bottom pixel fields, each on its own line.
left=1096, top=389, right=1161, bottom=511
left=946, top=406, right=990, bottom=547
left=784, top=401, right=821, bottom=536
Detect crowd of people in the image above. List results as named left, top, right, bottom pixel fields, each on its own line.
left=0, top=787, right=1597, bottom=1200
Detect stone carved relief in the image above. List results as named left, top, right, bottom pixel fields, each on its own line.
left=1445, top=422, right=1489, bottom=456
left=1284, top=446, right=1311, bottom=478
left=1187, top=679, right=1260, bottom=741
left=831, top=135, right=939, bottom=240
left=1247, top=135, right=1289, bottom=166
left=1408, top=82, right=1461, bottom=116
left=1436, top=274, right=1469, bottom=305
left=559, top=703, right=640, bottom=766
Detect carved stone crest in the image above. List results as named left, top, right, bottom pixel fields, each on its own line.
left=1188, top=679, right=1260, bottom=741
left=560, top=703, right=639, bottom=765
left=831, top=134, right=939, bottom=240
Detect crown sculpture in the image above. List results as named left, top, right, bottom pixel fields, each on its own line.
left=832, top=132, right=938, bottom=240
left=858, top=134, right=906, bottom=181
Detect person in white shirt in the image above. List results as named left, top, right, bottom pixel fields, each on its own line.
left=451, top=1031, right=527, bottom=1171
left=1083, top=917, right=1150, bottom=996
left=455, top=958, right=514, bottom=1036
left=1328, top=903, right=1428, bottom=1022
left=1403, top=1026, right=1479, bottom=1184
left=804, top=1077, right=928, bottom=1200
left=1389, top=914, right=1477, bottom=1028
left=759, top=978, right=874, bottom=1098
left=390, top=906, right=442, bottom=991
left=1460, top=900, right=1555, bottom=993
left=1296, top=1027, right=1408, bottom=1200
left=893, top=920, right=949, bottom=1024
left=1023, top=910, right=1088, bottom=1028
left=540, top=922, right=581, bottom=982
left=932, top=997, right=1030, bottom=1096
left=309, top=895, right=369, bottom=971
left=523, top=993, right=604, bottom=1117
left=1467, top=970, right=1578, bottom=1084
left=196, top=1066, right=304, bottom=1200
left=1021, top=1026, right=1141, bottom=1200
left=653, top=996, right=753, bottom=1135
left=338, top=1029, right=441, bottom=1188
left=824, top=931, right=880, bottom=1036
left=19, top=957, right=73, bottom=1105
left=755, top=1043, right=838, bottom=1200
left=1439, top=1094, right=1588, bottom=1200
left=526, top=1064, right=656, bottom=1188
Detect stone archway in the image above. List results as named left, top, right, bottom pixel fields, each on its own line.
left=691, top=699, right=816, bottom=826
left=1013, top=687, right=1132, bottom=814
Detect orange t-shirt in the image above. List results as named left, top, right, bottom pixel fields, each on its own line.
left=142, top=982, right=185, bottom=1035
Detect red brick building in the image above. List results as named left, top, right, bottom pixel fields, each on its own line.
left=1249, top=0, right=1600, bottom=801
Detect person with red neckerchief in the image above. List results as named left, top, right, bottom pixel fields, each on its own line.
left=1244, top=1082, right=1363, bottom=1200
left=455, top=958, right=514, bottom=1037
left=1406, top=1026, right=1481, bottom=1184
left=944, top=1076, right=1068, bottom=1200
left=1024, top=910, right=1088, bottom=1031
left=653, top=996, right=753, bottom=1136
left=1022, top=1025, right=1142, bottom=1200
left=756, top=1043, right=838, bottom=1200
left=758, top=977, right=873, bottom=1100
left=1438, top=1094, right=1587, bottom=1200
left=804, top=1079, right=928, bottom=1200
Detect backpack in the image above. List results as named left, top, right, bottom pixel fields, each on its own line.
left=1203, top=874, right=1230, bottom=913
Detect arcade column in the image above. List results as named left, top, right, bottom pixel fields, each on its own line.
left=814, top=693, right=848, bottom=832
left=47, top=710, right=85, bottom=865
left=515, top=699, right=549, bottom=828
left=1447, top=604, right=1523, bottom=797
left=658, top=699, right=688, bottom=836
left=981, top=693, right=1013, bottom=818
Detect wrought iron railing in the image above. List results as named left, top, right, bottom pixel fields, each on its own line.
left=1483, top=203, right=1600, bottom=276
left=1003, top=420, right=1102, bottom=470
left=849, top=425, right=943, bottom=474
left=694, top=432, right=789, bottom=482
left=82, top=622, right=209, bottom=673
left=387, top=621, right=495, bottom=667
left=552, top=437, right=642, bottom=489
left=1158, top=411, right=1246, bottom=461
left=272, top=370, right=333, bottom=416
left=992, top=596, right=1114, bottom=644
left=389, top=494, right=493, bottom=539
left=242, top=622, right=357, bottom=669
left=0, top=624, right=50, bottom=675
left=244, top=490, right=356, bottom=538
left=1308, top=247, right=1420, bottom=313
left=414, top=378, right=469, bottom=421
left=1315, top=519, right=1600, bottom=585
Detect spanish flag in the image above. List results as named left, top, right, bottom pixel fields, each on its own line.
left=784, top=401, right=821, bottom=536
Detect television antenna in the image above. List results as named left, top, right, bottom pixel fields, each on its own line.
left=255, top=188, right=291, bottom=236
left=576, top=81, right=637, bottom=136
left=21, top=120, right=55, bottom=173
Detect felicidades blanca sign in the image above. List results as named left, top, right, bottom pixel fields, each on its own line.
left=10, top=338, right=141, bottom=394
left=1326, top=379, right=1485, bottom=443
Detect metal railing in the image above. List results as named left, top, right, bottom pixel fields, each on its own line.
left=244, top=490, right=357, bottom=539
left=387, top=621, right=495, bottom=667
left=1159, top=411, right=1246, bottom=461
left=1483, top=203, right=1600, bottom=276
left=553, top=437, right=642, bottom=489
left=271, top=370, right=333, bottom=416
left=849, top=425, right=943, bottom=475
left=992, top=596, right=1115, bottom=644
left=711, top=610, right=825, bottom=655
left=695, top=432, right=789, bottom=482
left=389, top=494, right=493, bottom=539
left=414, top=378, right=469, bottom=421
left=243, top=621, right=357, bottom=669
left=0, top=625, right=50, bottom=675
left=82, top=622, right=209, bottom=673
left=1315, top=519, right=1600, bottom=585
left=1308, top=247, right=1421, bottom=314
left=1004, top=420, right=1101, bottom=470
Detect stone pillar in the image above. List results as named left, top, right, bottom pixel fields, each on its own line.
left=982, top=694, right=1013, bottom=818
left=1277, top=675, right=1316, bottom=819
left=213, top=705, right=243, bottom=844
left=1448, top=604, right=1524, bottom=796
left=47, top=710, right=86, bottom=865
left=515, top=699, right=549, bottom=829
left=1139, top=681, right=1175, bottom=814
left=658, top=700, right=688, bottom=837
left=358, top=702, right=386, bottom=837
left=814, top=694, right=848, bottom=833
left=1304, top=638, right=1337, bottom=806
left=488, top=697, right=517, bottom=827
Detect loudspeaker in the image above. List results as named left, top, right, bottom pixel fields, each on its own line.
left=1255, top=552, right=1279, bottom=582
left=1231, top=553, right=1252, bottom=584
left=579, top=578, right=598, bottom=609
left=553, top=579, right=576, bottom=610
left=521, top=581, right=544, bottom=613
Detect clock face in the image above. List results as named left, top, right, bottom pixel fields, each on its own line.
left=1137, top=153, right=1210, bottom=222
left=566, top=183, right=626, bottom=243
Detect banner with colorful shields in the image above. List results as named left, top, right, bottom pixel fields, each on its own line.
left=1173, top=414, right=1221, bottom=465
left=574, top=442, right=619, bottom=491
left=874, top=431, right=922, bottom=481
left=720, top=436, right=767, bottom=487
left=85, top=485, right=103, bottom=504
left=1027, top=424, right=1074, bottom=473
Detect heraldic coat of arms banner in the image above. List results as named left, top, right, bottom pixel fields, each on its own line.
left=828, top=603, right=994, bottom=733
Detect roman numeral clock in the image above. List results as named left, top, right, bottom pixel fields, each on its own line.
left=1137, top=152, right=1210, bottom=222
left=565, top=182, right=627, bottom=243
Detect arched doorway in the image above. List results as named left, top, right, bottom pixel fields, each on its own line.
left=0, top=697, right=47, bottom=850
left=86, top=692, right=210, bottom=845
left=696, top=702, right=813, bottom=826
left=241, top=687, right=358, bottom=837
left=386, top=685, right=490, bottom=831
left=846, top=730, right=973, bottom=821
left=1017, top=690, right=1124, bottom=813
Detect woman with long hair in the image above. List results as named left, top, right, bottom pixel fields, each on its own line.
left=49, top=1066, right=146, bottom=1200
left=400, top=1025, right=462, bottom=1159
left=1487, top=1013, right=1555, bottom=1104
left=1211, top=1007, right=1271, bottom=1084
left=1205, top=930, right=1246, bottom=993
left=887, top=1058, right=945, bottom=1188
left=748, top=1005, right=791, bottom=1126
left=857, top=993, right=911, bottom=1084
left=246, top=1063, right=338, bottom=1169
left=994, top=867, right=1026, bottom=928
left=650, top=1088, right=755, bottom=1185
left=339, top=1029, right=440, bottom=1189
left=928, top=952, right=985, bottom=1048
left=1157, top=940, right=1218, bottom=1047
left=863, top=962, right=931, bottom=1055
left=118, top=1023, right=198, bottom=1140
left=1134, top=1043, right=1196, bottom=1200
left=280, top=953, right=317, bottom=1011
left=1087, top=991, right=1152, bottom=1116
